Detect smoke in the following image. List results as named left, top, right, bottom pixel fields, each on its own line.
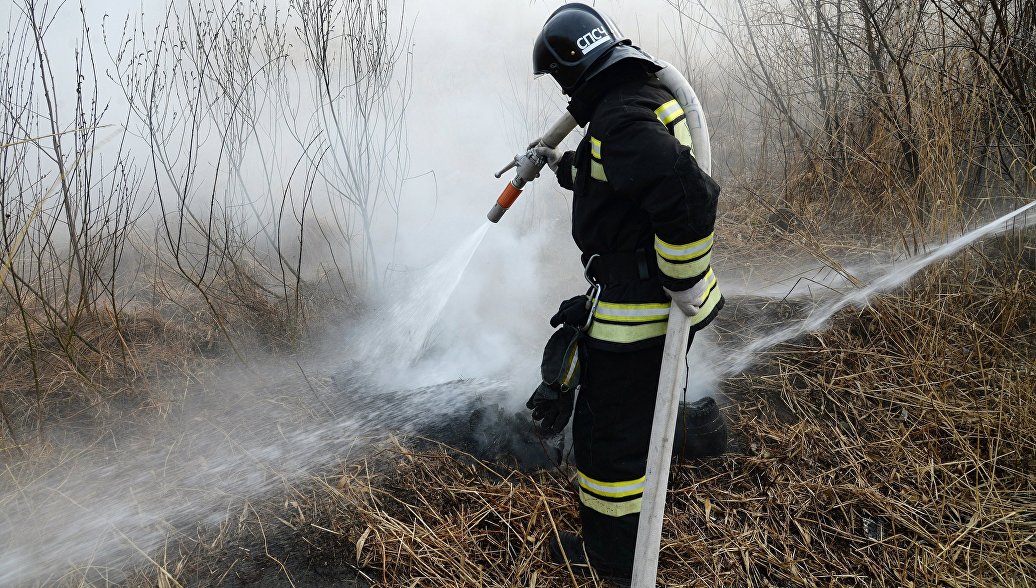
left=4, top=0, right=1032, bottom=581
left=0, top=0, right=735, bottom=583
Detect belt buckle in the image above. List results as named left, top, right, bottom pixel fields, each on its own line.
left=582, top=254, right=602, bottom=332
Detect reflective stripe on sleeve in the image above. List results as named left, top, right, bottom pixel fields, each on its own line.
left=689, top=278, right=723, bottom=328
left=587, top=137, right=606, bottom=180
left=655, top=99, right=684, bottom=126
left=655, top=233, right=714, bottom=261
left=657, top=251, right=711, bottom=280
left=696, top=269, right=718, bottom=302
left=674, top=119, right=694, bottom=155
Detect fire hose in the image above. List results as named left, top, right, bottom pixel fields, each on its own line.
left=489, top=61, right=712, bottom=586
left=631, top=62, right=712, bottom=588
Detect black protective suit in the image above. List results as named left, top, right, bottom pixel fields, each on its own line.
left=550, top=61, right=723, bottom=577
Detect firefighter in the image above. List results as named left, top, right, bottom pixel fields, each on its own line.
left=524, top=3, right=723, bottom=583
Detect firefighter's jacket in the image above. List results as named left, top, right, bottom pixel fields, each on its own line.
left=552, top=74, right=723, bottom=351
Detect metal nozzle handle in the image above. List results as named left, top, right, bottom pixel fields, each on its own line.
left=488, top=111, right=577, bottom=223
left=494, top=158, right=518, bottom=179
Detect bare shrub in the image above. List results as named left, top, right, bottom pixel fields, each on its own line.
left=685, top=0, right=1034, bottom=243
left=1, top=0, right=412, bottom=449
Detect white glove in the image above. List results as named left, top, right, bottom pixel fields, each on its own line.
left=664, top=278, right=711, bottom=317
left=532, top=145, right=564, bottom=172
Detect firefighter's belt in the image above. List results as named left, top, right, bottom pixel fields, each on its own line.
left=584, top=248, right=656, bottom=284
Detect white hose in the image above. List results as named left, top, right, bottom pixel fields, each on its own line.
left=656, top=60, right=712, bottom=175
left=538, top=111, right=578, bottom=149
left=631, top=63, right=713, bottom=588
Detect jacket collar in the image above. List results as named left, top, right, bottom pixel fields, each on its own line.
left=565, top=60, right=654, bottom=127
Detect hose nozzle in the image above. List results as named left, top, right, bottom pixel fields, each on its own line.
left=487, top=181, right=523, bottom=223
left=486, top=151, right=542, bottom=222
left=486, top=111, right=578, bottom=223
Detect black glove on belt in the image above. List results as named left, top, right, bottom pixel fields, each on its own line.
left=550, top=294, right=590, bottom=328
left=526, top=382, right=575, bottom=436
left=527, top=322, right=583, bottom=436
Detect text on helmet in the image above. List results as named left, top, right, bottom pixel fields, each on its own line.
left=577, top=27, right=612, bottom=54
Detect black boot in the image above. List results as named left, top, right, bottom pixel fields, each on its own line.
left=548, top=531, right=592, bottom=572
left=673, top=396, right=727, bottom=459
left=549, top=532, right=632, bottom=587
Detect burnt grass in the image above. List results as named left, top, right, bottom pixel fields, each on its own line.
left=120, top=488, right=376, bottom=587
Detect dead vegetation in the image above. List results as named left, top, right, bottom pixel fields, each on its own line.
left=105, top=216, right=1035, bottom=587
left=1, top=0, right=393, bottom=453
left=322, top=238, right=1035, bottom=588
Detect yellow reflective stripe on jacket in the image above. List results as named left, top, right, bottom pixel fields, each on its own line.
left=593, top=301, right=670, bottom=323
left=655, top=99, right=684, bottom=126
left=579, top=489, right=643, bottom=517
left=674, top=119, right=694, bottom=155
left=587, top=278, right=722, bottom=342
left=578, top=471, right=646, bottom=498
left=588, top=137, right=606, bottom=181
left=590, top=300, right=670, bottom=343
left=655, top=233, right=714, bottom=261
left=690, top=268, right=719, bottom=303
left=657, top=251, right=712, bottom=280
left=588, top=320, right=668, bottom=344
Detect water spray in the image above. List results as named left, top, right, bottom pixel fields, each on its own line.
left=721, top=199, right=1036, bottom=377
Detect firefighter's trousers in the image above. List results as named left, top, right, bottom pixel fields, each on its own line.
left=573, top=334, right=694, bottom=577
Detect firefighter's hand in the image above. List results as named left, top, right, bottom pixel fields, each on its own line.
left=526, top=382, right=575, bottom=436
left=532, top=146, right=563, bottom=172
left=665, top=280, right=710, bottom=317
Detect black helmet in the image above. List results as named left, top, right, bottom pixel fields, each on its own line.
left=533, top=4, right=645, bottom=94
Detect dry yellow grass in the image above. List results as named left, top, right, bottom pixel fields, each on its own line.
left=312, top=294, right=1032, bottom=587
left=8, top=194, right=1034, bottom=587
left=289, top=202, right=1035, bottom=586
left=113, top=214, right=1029, bottom=588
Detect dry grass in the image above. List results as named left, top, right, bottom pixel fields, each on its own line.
left=255, top=222, right=1034, bottom=587
left=9, top=196, right=1032, bottom=587
left=0, top=252, right=358, bottom=456
left=6, top=188, right=1033, bottom=587
left=0, top=307, right=205, bottom=450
